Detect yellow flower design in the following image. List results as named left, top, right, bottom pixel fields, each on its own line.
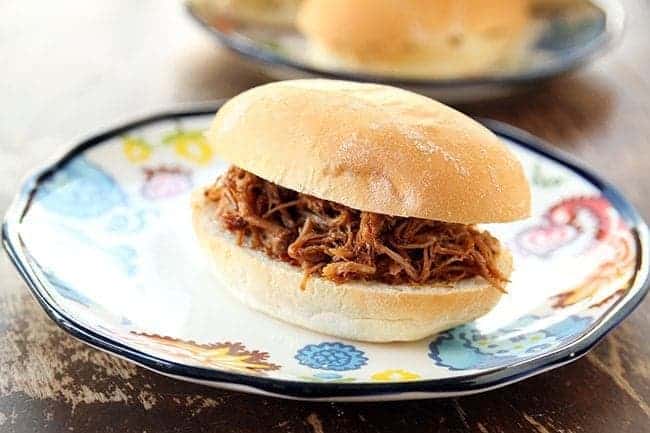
left=164, top=130, right=213, bottom=165
left=122, top=137, right=152, bottom=163
left=371, top=369, right=421, bottom=382
left=190, top=346, right=273, bottom=373
left=128, top=333, right=280, bottom=374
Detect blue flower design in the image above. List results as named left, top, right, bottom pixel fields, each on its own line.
left=105, top=245, right=138, bottom=276
left=313, top=372, right=343, bottom=380
left=297, top=372, right=356, bottom=382
left=47, top=224, right=139, bottom=278
left=106, top=208, right=158, bottom=234
left=295, top=342, right=367, bottom=371
left=36, top=157, right=126, bottom=218
left=428, top=315, right=592, bottom=371
left=43, top=271, right=94, bottom=307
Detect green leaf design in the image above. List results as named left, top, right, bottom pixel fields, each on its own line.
left=532, top=163, right=564, bottom=188
left=162, top=129, right=205, bottom=145
left=298, top=376, right=357, bottom=383
left=259, top=39, right=289, bottom=57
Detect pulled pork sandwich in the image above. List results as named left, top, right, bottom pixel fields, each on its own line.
left=192, top=79, right=531, bottom=342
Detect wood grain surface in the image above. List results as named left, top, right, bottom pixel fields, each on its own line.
left=1, top=0, right=649, bottom=432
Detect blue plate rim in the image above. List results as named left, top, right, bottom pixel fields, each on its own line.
left=184, top=0, right=625, bottom=89
left=2, top=103, right=648, bottom=400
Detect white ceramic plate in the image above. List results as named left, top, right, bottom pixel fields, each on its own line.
left=3, top=104, right=648, bottom=401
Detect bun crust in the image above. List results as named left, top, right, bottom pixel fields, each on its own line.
left=207, top=79, right=530, bottom=224
left=192, top=191, right=511, bottom=342
left=297, top=0, right=530, bottom=78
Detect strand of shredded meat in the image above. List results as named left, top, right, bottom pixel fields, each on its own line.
left=206, top=166, right=507, bottom=290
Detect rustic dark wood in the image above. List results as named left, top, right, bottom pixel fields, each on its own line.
left=1, top=0, right=649, bottom=432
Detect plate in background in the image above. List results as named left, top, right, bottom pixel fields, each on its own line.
left=3, top=103, right=648, bottom=401
left=185, top=0, right=624, bottom=102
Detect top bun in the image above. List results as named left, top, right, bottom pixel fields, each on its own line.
left=207, top=79, right=531, bottom=224
left=296, top=0, right=530, bottom=77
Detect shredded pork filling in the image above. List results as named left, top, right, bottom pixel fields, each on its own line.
left=206, top=166, right=507, bottom=290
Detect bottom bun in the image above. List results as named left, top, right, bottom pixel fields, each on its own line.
left=192, top=191, right=511, bottom=342
left=303, top=34, right=530, bottom=80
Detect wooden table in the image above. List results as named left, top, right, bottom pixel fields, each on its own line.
left=1, top=1, right=648, bottom=431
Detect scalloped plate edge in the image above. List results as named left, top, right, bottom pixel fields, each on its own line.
left=2, top=103, right=648, bottom=401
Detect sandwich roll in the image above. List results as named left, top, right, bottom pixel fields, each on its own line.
left=297, top=0, right=531, bottom=78
left=193, top=191, right=512, bottom=342
left=207, top=79, right=530, bottom=224
left=194, top=79, right=531, bottom=342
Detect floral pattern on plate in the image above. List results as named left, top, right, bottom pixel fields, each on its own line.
left=35, top=157, right=126, bottom=218
left=125, top=333, right=281, bottom=375
left=371, top=370, right=421, bottom=382
left=428, top=315, right=592, bottom=370
left=295, top=342, right=368, bottom=371
left=514, top=195, right=636, bottom=309
left=298, top=372, right=356, bottom=383
left=141, top=165, right=193, bottom=200
left=4, top=109, right=647, bottom=400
